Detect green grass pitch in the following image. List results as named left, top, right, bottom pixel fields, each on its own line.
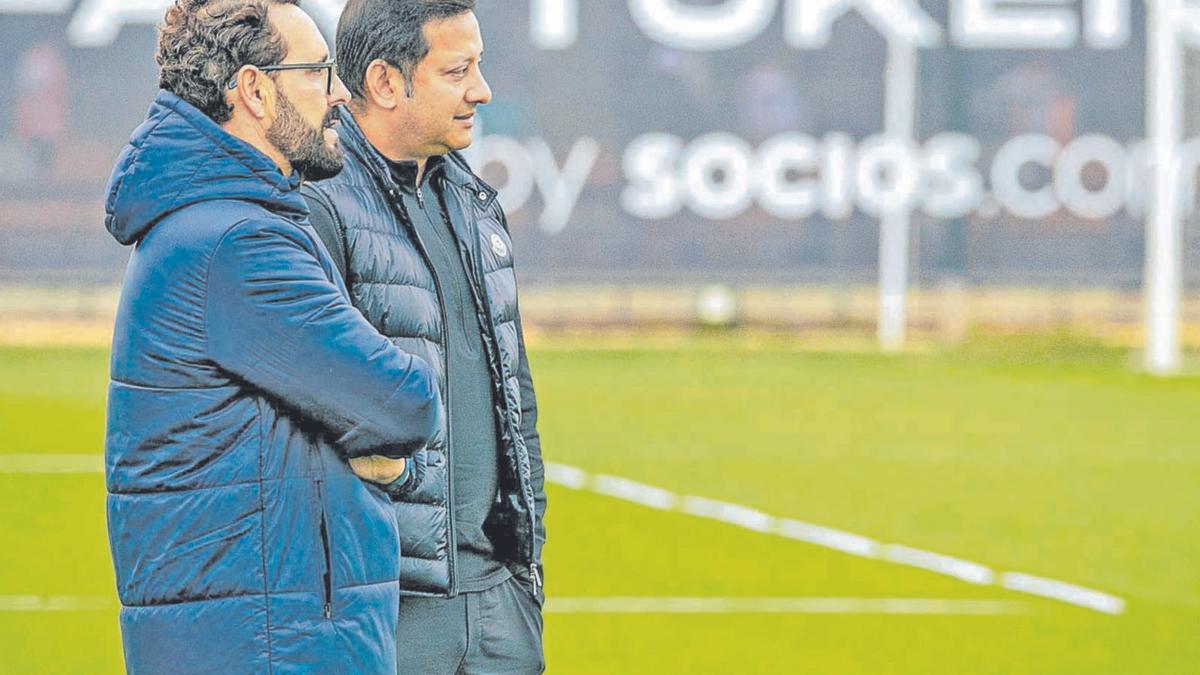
left=0, top=338, right=1197, bottom=673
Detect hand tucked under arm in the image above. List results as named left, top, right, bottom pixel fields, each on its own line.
left=349, top=455, right=406, bottom=485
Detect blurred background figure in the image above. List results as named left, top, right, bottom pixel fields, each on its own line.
left=13, top=41, right=67, bottom=180
left=10, top=41, right=66, bottom=183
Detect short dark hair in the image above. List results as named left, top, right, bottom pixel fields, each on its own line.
left=336, top=0, right=476, bottom=100
left=156, top=0, right=299, bottom=123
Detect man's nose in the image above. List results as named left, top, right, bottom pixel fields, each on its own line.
left=328, top=72, right=351, bottom=107
left=468, top=71, right=492, bottom=106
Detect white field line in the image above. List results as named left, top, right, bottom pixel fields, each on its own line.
left=681, top=496, right=775, bottom=533
left=0, top=594, right=1024, bottom=616
left=545, top=462, right=1127, bottom=616
left=778, top=518, right=880, bottom=557
left=0, top=454, right=103, bottom=474
left=0, top=456, right=1126, bottom=616
left=881, top=545, right=995, bottom=586
left=0, top=596, right=113, bottom=612
left=1001, top=572, right=1126, bottom=615
left=545, top=596, right=1028, bottom=615
left=592, top=474, right=677, bottom=510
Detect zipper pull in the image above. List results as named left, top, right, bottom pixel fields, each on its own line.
left=416, top=187, right=426, bottom=209
left=530, top=564, right=542, bottom=590
left=324, top=602, right=332, bottom=619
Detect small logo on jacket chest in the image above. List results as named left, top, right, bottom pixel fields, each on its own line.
left=490, top=234, right=509, bottom=258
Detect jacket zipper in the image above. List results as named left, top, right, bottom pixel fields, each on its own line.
left=461, top=200, right=540, bottom=588
left=314, top=478, right=334, bottom=619
left=390, top=185, right=457, bottom=596
left=415, top=166, right=428, bottom=210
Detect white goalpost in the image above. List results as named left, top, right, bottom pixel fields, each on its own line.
left=876, top=0, right=1187, bottom=373
left=877, top=38, right=920, bottom=353
left=1145, top=0, right=1186, bottom=375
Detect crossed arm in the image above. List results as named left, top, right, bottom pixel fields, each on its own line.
left=204, top=218, right=442, bottom=479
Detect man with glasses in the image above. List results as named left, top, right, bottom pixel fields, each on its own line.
left=303, top=1, right=547, bottom=672
left=103, top=1, right=442, bottom=672
left=228, top=59, right=339, bottom=95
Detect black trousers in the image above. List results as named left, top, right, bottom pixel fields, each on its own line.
left=395, top=575, right=545, bottom=675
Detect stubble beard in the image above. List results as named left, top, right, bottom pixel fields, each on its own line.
left=267, top=90, right=343, bottom=182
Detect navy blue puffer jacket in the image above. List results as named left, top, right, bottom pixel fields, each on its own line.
left=104, top=90, right=441, bottom=674
left=301, top=110, right=545, bottom=598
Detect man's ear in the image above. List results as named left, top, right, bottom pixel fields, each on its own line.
left=364, top=59, right=403, bottom=109
left=229, top=66, right=274, bottom=120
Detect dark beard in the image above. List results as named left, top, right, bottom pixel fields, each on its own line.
left=267, top=91, right=343, bottom=182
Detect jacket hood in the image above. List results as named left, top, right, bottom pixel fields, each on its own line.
left=105, top=90, right=306, bottom=245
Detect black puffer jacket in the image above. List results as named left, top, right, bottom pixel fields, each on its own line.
left=301, top=109, right=545, bottom=597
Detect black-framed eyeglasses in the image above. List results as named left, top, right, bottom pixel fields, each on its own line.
left=226, top=61, right=338, bottom=95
